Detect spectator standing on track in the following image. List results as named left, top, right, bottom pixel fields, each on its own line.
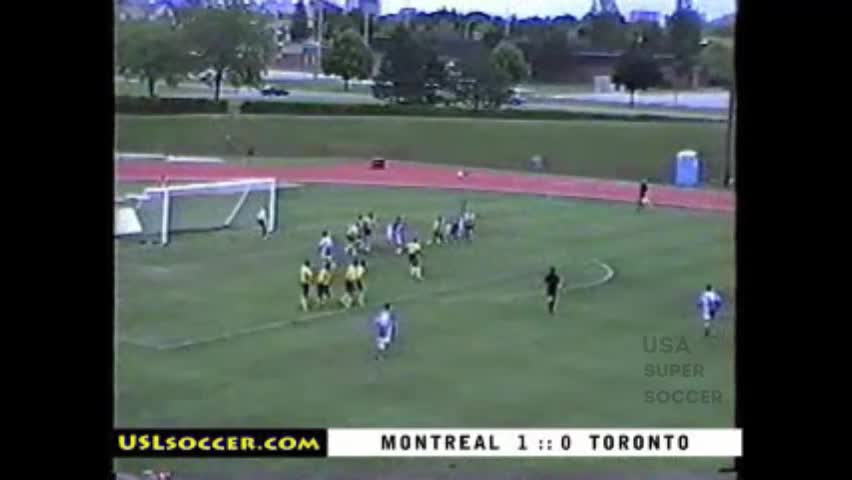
left=636, top=179, right=650, bottom=212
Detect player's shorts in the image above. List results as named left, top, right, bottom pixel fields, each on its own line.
left=703, top=310, right=716, bottom=322
left=546, top=287, right=558, bottom=298
left=408, top=255, right=420, bottom=267
left=376, top=336, right=390, bottom=351
left=318, top=285, right=331, bottom=298
left=355, top=280, right=364, bottom=291
left=344, top=280, right=356, bottom=295
left=300, top=283, right=310, bottom=297
left=640, top=195, right=650, bottom=205
left=346, top=234, right=357, bottom=243
left=364, top=226, right=372, bottom=237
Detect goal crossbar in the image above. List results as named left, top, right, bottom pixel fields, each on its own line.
left=142, top=178, right=278, bottom=245
left=144, top=178, right=277, bottom=194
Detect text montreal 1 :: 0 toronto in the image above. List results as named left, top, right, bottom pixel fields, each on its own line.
left=381, top=434, right=501, bottom=451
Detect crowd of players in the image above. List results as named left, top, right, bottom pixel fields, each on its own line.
left=287, top=209, right=478, bottom=359
left=293, top=210, right=477, bottom=315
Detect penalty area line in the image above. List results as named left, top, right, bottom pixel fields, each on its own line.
left=121, top=270, right=527, bottom=352
left=120, top=261, right=614, bottom=352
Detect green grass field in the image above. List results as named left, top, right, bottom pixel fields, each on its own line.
left=116, top=185, right=735, bottom=477
left=116, top=115, right=726, bottom=184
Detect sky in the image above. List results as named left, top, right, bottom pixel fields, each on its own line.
left=379, top=1, right=736, bottom=20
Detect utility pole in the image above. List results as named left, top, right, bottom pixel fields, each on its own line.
left=723, top=18, right=736, bottom=188
left=364, top=10, right=370, bottom=46
left=503, top=2, right=510, bottom=37
left=314, top=0, right=324, bottom=79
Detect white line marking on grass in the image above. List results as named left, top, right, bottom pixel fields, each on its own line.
left=122, top=260, right=614, bottom=352
left=117, top=337, right=163, bottom=349
left=440, top=259, right=615, bottom=305
left=123, top=269, right=534, bottom=351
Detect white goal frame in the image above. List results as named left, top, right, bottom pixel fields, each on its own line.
left=143, top=178, right=277, bottom=245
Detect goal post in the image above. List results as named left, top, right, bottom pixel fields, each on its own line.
left=116, top=178, right=279, bottom=245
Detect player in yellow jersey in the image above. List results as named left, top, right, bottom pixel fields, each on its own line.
left=316, top=262, right=333, bottom=306
left=405, top=238, right=423, bottom=280
left=341, top=261, right=359, bottom=309
left=299, top=260, right=314, bottom=311
left=355, top=259, right=367, bottom=306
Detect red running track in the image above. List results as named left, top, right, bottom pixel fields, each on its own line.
left=117, top=161, right=734, bottom=213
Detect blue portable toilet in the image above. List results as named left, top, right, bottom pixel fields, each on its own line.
left=673, top=150, right=701, bottom=187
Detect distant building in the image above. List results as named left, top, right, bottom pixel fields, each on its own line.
left=628, top=10, right=661, bottom=24
left=345, top=0, right=380, bottom=16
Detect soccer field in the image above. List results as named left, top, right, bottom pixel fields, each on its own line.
left=115, top=184, right=735, bottom=477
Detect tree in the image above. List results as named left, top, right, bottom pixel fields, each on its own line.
left=322, top=29, right=374, bottom=91
left=457, top=57, right=512, bottom=111
left=346, top=8, right=374, bottom=44
left=449, top=42, right=516, bottom=111
left=291, top=0, right=310, bottom=42
left=481, top=25, right=505, bottom=49
left=117, top=20, right=190, bottom=97
left=612, top=48, right=663, bottom=107
left=628, top=20, right=665, bottom=53
left=182, top=7, right=275, bottom=101
left=372, top=26, right=438, bottom=104
left=699, top=41, right=734, bottom=89
left=325, top=11, right=359, bottom=40
left=583, top=12, right=628, bottom=50
left=491, top=41, right=529, bottom=85
left=667, top=7, right=704, bottom=90
left=519, top=29, right=572, bottom=82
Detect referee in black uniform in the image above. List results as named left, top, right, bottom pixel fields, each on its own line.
left=544, top=266, right=562, bottom=315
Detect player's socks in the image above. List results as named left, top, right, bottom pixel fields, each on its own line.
left=300, top=296, right=309, bottom=311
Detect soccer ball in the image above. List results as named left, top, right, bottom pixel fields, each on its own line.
left=457, top=170, right=465, bottom=179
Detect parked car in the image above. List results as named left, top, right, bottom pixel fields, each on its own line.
left=260, top=85, right=289, bottom=96
left=507, top=88, right=525, bottom=106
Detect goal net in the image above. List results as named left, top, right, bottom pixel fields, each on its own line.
left=115, top=178, right=278, bottom=245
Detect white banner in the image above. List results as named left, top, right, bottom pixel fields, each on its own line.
left=328, top=429, right=741, bottom=458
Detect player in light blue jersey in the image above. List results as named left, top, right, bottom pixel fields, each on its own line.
left=374, top=303, right=398, bottom=359
left=698, top=285, right=723, bottom=337
left=317, top=231, right=335, bottom=268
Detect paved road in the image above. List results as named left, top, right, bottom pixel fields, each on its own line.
left=117, top=79, right=725, bottom=120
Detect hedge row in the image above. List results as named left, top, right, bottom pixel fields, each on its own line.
left=116, top=96, right=228, bottom=114
left=238, top=101, right=722, bottom=123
